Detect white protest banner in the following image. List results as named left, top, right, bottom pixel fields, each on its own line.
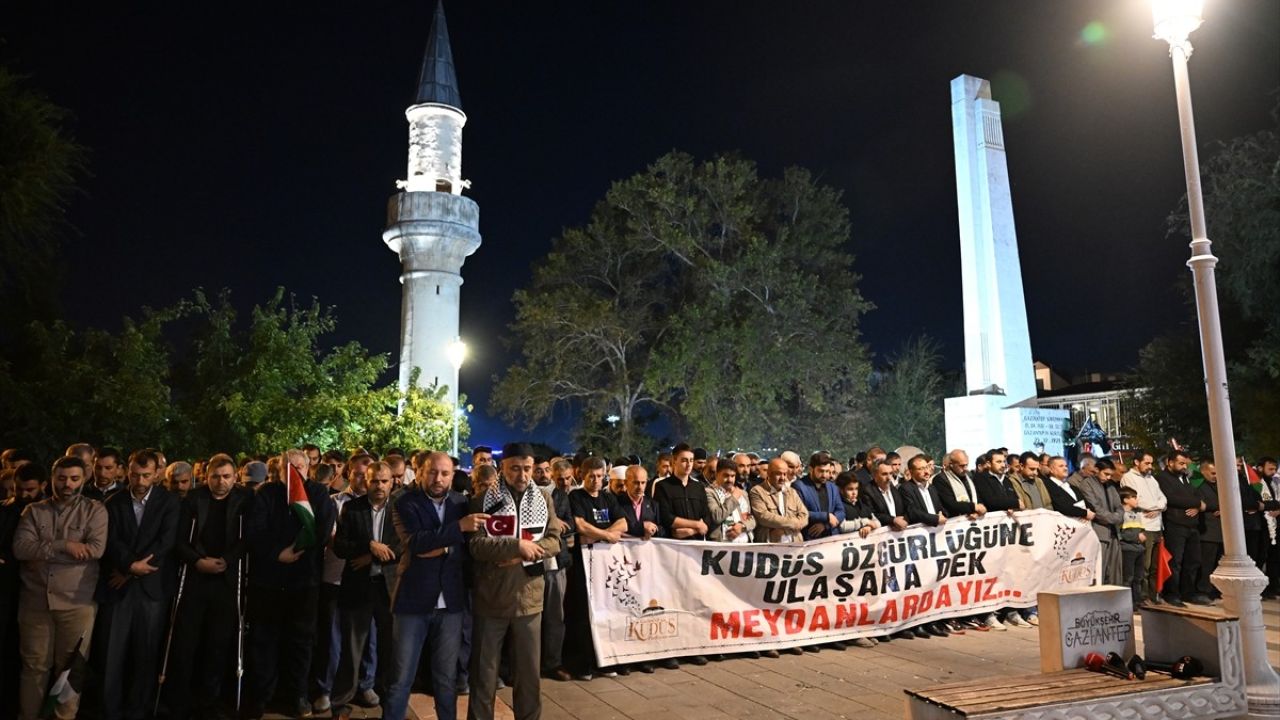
left=583, top=508, right=1100, bottom=665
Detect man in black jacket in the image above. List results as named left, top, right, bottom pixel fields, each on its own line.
left=84, top=446, right=126, bottom=502
left=1196, top=461, right=1223, bottom=599
left=933, top=450, right=987, bottom=520
left=860, top=459, right=909, bottom=530
left=653, top=443, right=713, bottom=542
left=974, top=451, right=1020, bottom=515
left=98, top=449, right=181, bottom=720
left=165, top=452, right=251, bottom=720
left=899, top=455, right=954, bottom=639
left=243, top=449, right=337, bottom=720
left=541, top=458, right=576, bottom=682
left=0, top=464, right=43, bottom=720
left=330, top=462, right=400, bottom=717
left=615, top=465, right=663, bottom=540
left=1044, top=456, right=1095, bottom=522
left=1155, top=450, right=1208, bottom=606
left=900, top=455, right=947, bottom=528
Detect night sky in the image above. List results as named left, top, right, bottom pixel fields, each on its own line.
left=3, top=1, right=1277, bottom=451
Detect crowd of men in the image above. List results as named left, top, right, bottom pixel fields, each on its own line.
left=0, top=441, right=1277, bottom=720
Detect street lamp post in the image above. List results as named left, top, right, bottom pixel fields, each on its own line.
left=1152, top=1, right=1280, bottom=713
left=446, top=337, right=467, bottom=458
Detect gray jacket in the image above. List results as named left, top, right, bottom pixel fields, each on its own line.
left=12, top=495, right=108, bottom=610
left=1071, top=474, right=1123, bottom=542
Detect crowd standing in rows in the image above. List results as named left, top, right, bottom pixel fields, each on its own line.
left=0, top=441, right=1277, bottom=720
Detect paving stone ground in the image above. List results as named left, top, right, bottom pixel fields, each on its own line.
left=286, top=597, right=1280, bottom=720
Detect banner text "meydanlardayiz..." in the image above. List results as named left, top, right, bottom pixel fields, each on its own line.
left=583, top=509, right=1099, bottom=664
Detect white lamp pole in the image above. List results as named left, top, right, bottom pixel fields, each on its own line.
left=446, top=337, right=467, bottom=457
left=1152, top=1, right=1280, bottom=713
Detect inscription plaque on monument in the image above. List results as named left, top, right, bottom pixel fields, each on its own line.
left=1038, top=585, right=1134, bottom=672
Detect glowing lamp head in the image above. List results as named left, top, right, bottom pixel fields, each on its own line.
left=446, top=337, right=468, bottom=370
left=1152, top=0, right=1203, bottom=44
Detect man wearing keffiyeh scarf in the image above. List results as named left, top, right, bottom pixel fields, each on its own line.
left=481, top=470, right=550, bottom=542
left=468, top=443, right=563, bottom=720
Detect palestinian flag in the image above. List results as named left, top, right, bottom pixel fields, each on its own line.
left=1243, top=458, right=1264, bottom=492
left=286, top=462, right=316, bottom=550
left=40, top=634, right=86, bottom=718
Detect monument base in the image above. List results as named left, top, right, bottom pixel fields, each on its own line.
left=944, top=395, right=1069, bottom=456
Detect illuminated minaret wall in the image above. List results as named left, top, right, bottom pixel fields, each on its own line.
left=383, top=1, right=480, bottom=405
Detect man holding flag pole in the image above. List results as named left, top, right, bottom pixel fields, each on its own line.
left=242, top=449, right=336, bottom=720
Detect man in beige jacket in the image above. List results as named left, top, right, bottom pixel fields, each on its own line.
left=468, top=443, right=563, bottom=720
left=748, top=458, right=808, bottom=544
left=12, top=455, right=107, bottom=720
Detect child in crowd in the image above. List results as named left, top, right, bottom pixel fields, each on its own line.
left=1118, top=486, right=1147, bottom=606
left=837, top=473, right=880, bottom=537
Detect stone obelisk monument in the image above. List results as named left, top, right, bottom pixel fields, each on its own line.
left=944, top=75, right=1067, bottom=454
left=384, top=2, right=481, bottom=404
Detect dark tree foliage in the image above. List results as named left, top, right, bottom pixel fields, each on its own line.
left=0, top=289, right=467, bottom=461
left=491, top=152, right=873, bottom=457
left=0, top=68, right=87, bottom=333
left=1131, top=110, right=1280, bottom=455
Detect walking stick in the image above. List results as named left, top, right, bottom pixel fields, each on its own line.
left=155, top=517, right=197, bottom=715
left=236, top=514, right=247, bottom=712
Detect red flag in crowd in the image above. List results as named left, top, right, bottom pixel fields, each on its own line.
left=1155, top=539, right=1173, bottom=596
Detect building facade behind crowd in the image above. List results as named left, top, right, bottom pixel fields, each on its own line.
left=0, top=442, right=1277, bottom=720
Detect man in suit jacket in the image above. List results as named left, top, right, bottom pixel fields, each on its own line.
left=1044, top=456, right=1095, bottom=522
left=1069, top=458, right=1125, bottom=587
left=1196, top=461, right=1223, bottom=598
left=1155, top=451, right=1207, bottom=606
left=331, top=462, right=401, bottom=717
left=164, top=453, right=250, bottom=720
left=859, top=459, right=909, bottom=531
left=615, top=465, right=663, bottom=540
left=793, top=452, right=844, bottom=539
left=0, top=463, right=43, bottom=720
left=974, top=451, right=1022, bottom=514
left=243, top=449, right=337, bottom=720
left=97, top=449, right=180, bottom=720
left=900, top=455, right=948, bottom=528
left=83, top=446, right=126, bottom=502
left=748, top=458, right=808, bottom=543
left=382, top=451, right=487, bottom=720
left=540, top=458, right=576, bottom=682
left=898, top=454, right=956, bottom=638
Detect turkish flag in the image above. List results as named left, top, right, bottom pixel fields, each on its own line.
left=486, top=514, right=517, bottom=538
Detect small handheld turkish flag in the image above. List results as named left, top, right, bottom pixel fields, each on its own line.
left=486, top=514, right=517, bottom=538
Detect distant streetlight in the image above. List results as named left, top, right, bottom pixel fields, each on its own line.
left=1151, top=0, right=1280, bottom=711
left=447, top=337, right=467, bottom=457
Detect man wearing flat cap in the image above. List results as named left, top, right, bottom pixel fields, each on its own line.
left=468, top=443, right=563, bottom=720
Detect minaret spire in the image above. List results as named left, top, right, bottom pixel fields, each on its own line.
left=416, top=1, right=462, bottom=109
left=399, top=1, right=469, bottom=196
